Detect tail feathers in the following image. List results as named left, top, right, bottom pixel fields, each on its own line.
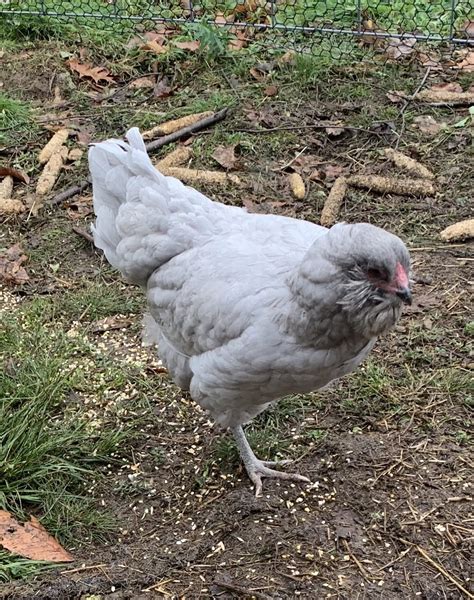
left=89, top=127, right=220, bottom=287
left=125, top=127, right=147, bottom=152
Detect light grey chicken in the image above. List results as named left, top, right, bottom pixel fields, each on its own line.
left=89, top=128, right=412, bottom=496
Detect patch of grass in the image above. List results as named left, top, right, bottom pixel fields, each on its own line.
left=60, top=281, right=142, bottom=323
left=0, top=551, right=56, bottom=582
left=0, top=93, right=33, bottom=145
left=0, top=297, right=145, bottom=578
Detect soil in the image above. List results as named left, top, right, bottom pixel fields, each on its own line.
left=0, top=41, right=473, bottom=600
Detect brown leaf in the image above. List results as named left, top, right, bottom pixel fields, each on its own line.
left=0, top=244, right=29, bottom=286
left=144, top=31, right=167, bottom=43
left=429, top=82, right=463, bottom=93
left=228, top=31, right=248, bottom=51
left=129, top=75, right=155, bottom=89
left=325, top=124, right=345, bottom=137
left=142, top=40, right=168, bottom=54
left=67, top=59, right=114, bottom=85
left=154, top=76, right=173, bottom=98
left=278, top=50, right=296, bottom=65
left=75, top=124, right=95, bottom=147
left=0, top=167, right=30, bottom=184
left=411, top=115, right=446, bottom=136
left=215, top=13, right=228, bottom=25
left=461, top=20, right=474, bottom=38
left=212, top=144, right=239, bottom=170
left=65, top=195, right=92, bottom=220
left=242, top=198, right=260, bottom=212
left=453, top=50, right=474, bottom=72
left=386, top=90, right=404, bottom=103
left=174, top=40, right=200, bottom=52
left=323, top=164, right=346, bottom=181
left=249, top=67, right=266, bottom=81
left=0, top=510, right=73, bottom=562
left=243, top=108, right=279, bottom=129
left=264, top=85, right=278, bottom=97
left=385, top=35, right=417, bottom=60
left=91, top=315, right=134, bottom=333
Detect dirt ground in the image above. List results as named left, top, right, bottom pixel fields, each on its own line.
left=0, top=36, right=473, bottom=600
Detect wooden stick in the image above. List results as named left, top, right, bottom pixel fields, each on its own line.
left=51, top=108, right=230, bottom=204
left=145, top=107, right=229, bottom=151
left=72, top=225, right=94, bottom=244
left=415, top=543, right=474, bottom=599
left=51, top=179, right=91, bottom=205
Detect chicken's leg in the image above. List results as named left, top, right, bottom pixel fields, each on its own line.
left=231, top=425, right=310, bottom=497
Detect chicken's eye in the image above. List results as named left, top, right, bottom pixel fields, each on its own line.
left=367, top=267, right=387, bottom=281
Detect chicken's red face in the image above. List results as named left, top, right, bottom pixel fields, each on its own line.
left=366, top=261, right=412, bottom=305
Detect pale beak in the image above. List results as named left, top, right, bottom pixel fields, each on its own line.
left=396, top=287, right=412, bottom=305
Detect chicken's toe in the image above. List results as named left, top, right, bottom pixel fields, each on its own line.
left=247, top=461, right=310, bottom=497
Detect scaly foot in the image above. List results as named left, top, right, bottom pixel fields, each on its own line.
left=230, top=425, right=310, bottom=496
left=246, top=458, right=310, bottom=497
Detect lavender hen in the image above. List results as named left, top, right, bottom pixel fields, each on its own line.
left=89, top=128, right=412, bottom=495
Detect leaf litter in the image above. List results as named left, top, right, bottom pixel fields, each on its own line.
left=0, top=244, right=29, bottom=285
left=0, top=511, right=73, bottom=563
left=211, top=144, right=240, bottom=170
left=67, top=59, right=115, bottom=85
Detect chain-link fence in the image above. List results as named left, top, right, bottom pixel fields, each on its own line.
left=1, top=0, right=473, bottom=54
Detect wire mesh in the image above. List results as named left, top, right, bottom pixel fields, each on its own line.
left=1, top=0, right=473, bottom=53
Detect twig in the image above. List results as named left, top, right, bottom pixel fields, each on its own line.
left=50, top=108, right=230, bottom=204
left=342, top=539, right=379, bottom=582
left=61, top=563, right=107, bottom=574
left=72, top=225, right=94, bottom=244
left=214, top=578, right=273, bottom=600
left=399, top=539, right=474, bottom=599
left=51, top=179, right=91, bottom=205
left=395, top=66, right=431, bottom=149
left=278, top=146, right=308, bottom=171
left=145, top=107, right=229, bottom=151
left=142, top=578, right=173, bottom=593
left=376, top=547, right=412, bottom=572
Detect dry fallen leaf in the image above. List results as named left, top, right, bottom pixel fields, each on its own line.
left=325, top=124, right=345, bottom=137
left=278, top=50, right=296, bottom=65
left=323, top=164, right=346, bottom=181
left=429, top=82, right=463, bottom=93
left=453, top=50, right=474, bottom=72
left=411, top=115, right=446, bottom=136
left=0, top=244, right=29, bottom=286
left=211, top=144, right=239, bottom=170
left=0, top=167, right=30, bottom=184
left=68, top=59, right=114, bottom=85
left=65, top=195, right=92, bottom=220
left=461, top=20, right=474, bottom=38
left=91, top=315, right=134, bottom=333
left=385, top=35, right=417, bottom=60
left=0, top=510, right=73, bottom=562
left=129, top=75, right=155, bottom=89
left=264, top=85, right=278, bottom=97
left=174, top=40, right=200, bottom=52
left=154, top=77, right=174, bottom=98
left=249, top=67, right=266, bottom=81
left=142, top=39, right=168, bottom=54
left=214, top=13, right=228, bottom=25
